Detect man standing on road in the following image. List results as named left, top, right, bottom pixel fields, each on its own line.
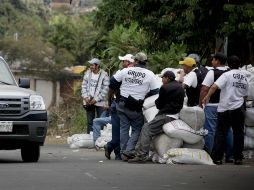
left=127, top=71, right=185, bottom=163
left=104, top=54, right=135, bottom=160
left=199, top=52, right=233, bottom=162
left=109, top=52, right=160, bottom=160
left=81, top=58, right=109, bottom=134
left=203, top=55, right=249, bottom=165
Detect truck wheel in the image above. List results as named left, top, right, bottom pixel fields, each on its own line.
left=21, top=144, right=40, bottom=162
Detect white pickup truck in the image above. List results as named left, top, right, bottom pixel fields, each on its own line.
left=0, top=56, right=48, bottom=162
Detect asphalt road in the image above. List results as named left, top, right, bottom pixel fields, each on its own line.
left=0, top=144, right=254, bottom=190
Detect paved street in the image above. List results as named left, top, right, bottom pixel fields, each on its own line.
left=0, top=144, right=254, bottom=190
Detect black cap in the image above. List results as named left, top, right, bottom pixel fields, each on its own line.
left=212, top=52, right=227, bottom=65
left=162, top=71, right=176, bottom=81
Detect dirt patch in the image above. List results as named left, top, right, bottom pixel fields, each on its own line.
left=45, top=135, right=68, bottom=145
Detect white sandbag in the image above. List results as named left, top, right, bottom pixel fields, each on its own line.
left=245, top=126, right=254, bottom=138
left=182, top=139, right=205, bottom=149
left=244, top=136, right=254, bottom=150
left=240, top=69, right=254, bottom=101
left=95, top=123, right=112, bottom=148
left=143, top=106, right=159, bottom=122
left=143, top=94, right=159, bottom=110
left=163, top=119, right=208, bottom=144
left=245, top=108, right=254, bottom=126
left=68, top=133, right=94, bottom=149
left=153, top=134, right=183, bottom=157
left=164, top=148, right=214, bottom=165
left=179, top=106, right=205, bottom=131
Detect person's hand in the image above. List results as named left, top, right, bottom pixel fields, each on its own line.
left=89, top=98, right=97, bottom=105
left=202, top=95, right=209, bottom=106
left=84, top=97, right=91, bottom=105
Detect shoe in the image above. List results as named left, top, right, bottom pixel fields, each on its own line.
left=234, top=159, right=243, bottom=165
left=121, top=154, right=129, bottom=162
left=213, top=160, right=223, bottom=165
left=128, top=156, right=146, bottom=164
left=104, top=144, right=112, bottom=160
left=122, top=150, right=136, bottom=159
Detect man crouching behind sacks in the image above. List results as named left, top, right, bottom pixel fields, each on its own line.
left=126, top=71, right=185, bottom=163
left=109, top=52, right=160, bottom=161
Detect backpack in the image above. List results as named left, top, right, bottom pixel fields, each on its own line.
left=194, top=65, right=209, bottom=88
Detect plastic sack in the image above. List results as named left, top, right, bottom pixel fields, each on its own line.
left=182, top=139, right=205, bottom=149
left=143, top=94, right=159, bottom=110
left=143, top=106, right=159, bottom=123
left=163, top=119, right=208, bottom=144
left=151, top=152, right=167, bottom=164
left=245, top=126, right=254, bottom=138
left=245, top=108, right=254, bottom=127
left=153, top=134, right=183, bottom=157
left=179, top=106, right=205, bottom=131
left=95, top=123, right=112, bottom=148
left=164, top=148, right=214, bottom=165
left=67, top=133, right=94, bottom=149
left=244, top=136, right=254, bottom=150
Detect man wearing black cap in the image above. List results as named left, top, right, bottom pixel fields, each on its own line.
left=127, top=71, right=185, bottom=163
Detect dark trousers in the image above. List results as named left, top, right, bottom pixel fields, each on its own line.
left=86, top=106, right=104, bottom=134
left=107, top=101, right=120, bottom=156
left=212, top=105, right=245, bottom=161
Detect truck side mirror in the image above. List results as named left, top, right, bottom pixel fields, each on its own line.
left=19, top=78, right=30, bottom=88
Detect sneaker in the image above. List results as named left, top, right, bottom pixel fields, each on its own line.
left=234, top=159, right=243, bottom=165
left=128, top=156, right=146, bottom=164
left=104, top=144, right=112, bottom=160
left=122, top=150, right=136, bottom=159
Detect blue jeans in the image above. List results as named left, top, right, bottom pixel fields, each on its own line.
left=116, top=101, right=144, bottom=153
left=92, top=116, right=111, bottom=143
left=204, top=105, right=233, bottom=160
left=85, top=106, right=105, bottom=134
left=107, top=100, right=121, bottom=156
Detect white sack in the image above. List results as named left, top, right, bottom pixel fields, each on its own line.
left=95, top=123, right=112, bottom=148
left=245, top=108, right=254, bottom=126
left=179, top=106, right=205, bottom=131
left=163, top=119, right=208, bottom=144
left=143, top=106, right=159, bottom=122
left=182, top=139, right=205, bottom=149
left=143, top=94, right=159, bottom=110
left=240, top=69, right=254, bottom=101
left=244, top=136, right=254, bottom=150
left=245, top=127, right=254, bottom=138
left=164, top=148, right=214, bottom=165
left=68, top=133, right=94, bottom=149
left=151, top=152, right=167, bottom=164
left=153, top=134, right=183, bottom=157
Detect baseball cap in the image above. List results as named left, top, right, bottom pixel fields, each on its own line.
left=118, top=54, right=134, bottom=63
left=132, top=52, right=147, bottom=62
left=179, top=57, right=196, bottom=67
left=162, top=71, right=176, bottom=80
left=88, top=58, right=101, bottom=65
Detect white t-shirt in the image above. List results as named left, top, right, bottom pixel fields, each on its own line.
left=202, top=66, right=228, bottom=106
left=183, top=70, right=197, bottom=88
left=89, top=72, right=100, bottom=97
left=113, top=67, right=160, bottom=100
left=215, top=69, right=249, bottom=112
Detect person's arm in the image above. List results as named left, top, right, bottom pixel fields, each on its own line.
left=199, top=85, right=209, bottom=108
left=202, top=83, right=218, bottom=106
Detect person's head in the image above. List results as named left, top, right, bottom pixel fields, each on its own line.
left=132, top=52, right=147, bottom=65
left=179, top=57, right=196, bottom=74
left=211, top=52, right=227, bottom=67
left=88, top=58, right=100, bottom=73
left=118, top=54, right=134, bottom=68
left=161, top=70, right=175, bottom=85
left=227, top=55, right=241, bottom=69
left=188, top=53, right=200, bottom=65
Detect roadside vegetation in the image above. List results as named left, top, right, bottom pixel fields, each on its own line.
left=0, top=0, right=253, bottom=135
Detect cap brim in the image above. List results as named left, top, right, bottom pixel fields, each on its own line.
left=179, top=61, right=184, bottom=65
left=118, top=56, right=125, bottom=60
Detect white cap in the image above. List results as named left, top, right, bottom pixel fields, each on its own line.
left=88, top=58, right=100, bottom=65
left=118, top=54, right=134, bottom=63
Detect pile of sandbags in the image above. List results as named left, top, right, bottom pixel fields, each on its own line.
left=67, top=133, right=94, bottom=149
left=94, top=124, right=112, bottom=149
left=143, top=94, right=210, bottom=164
